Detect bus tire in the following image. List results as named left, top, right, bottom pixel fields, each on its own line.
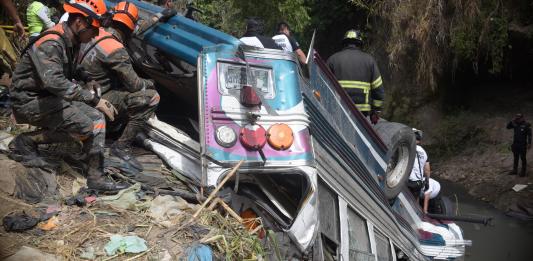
left=373, top=121, right=416, bottom=200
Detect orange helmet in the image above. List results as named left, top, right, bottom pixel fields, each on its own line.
left=112, top=1, right=139, bottom=31
left=63, top=0, right=107, bottom=27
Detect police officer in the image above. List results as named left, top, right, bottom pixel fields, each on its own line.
left=9, top=0, right=125, bottom=192
left=507, top=114, right=532, bottom=176
left=327, top=29, right=384, bottom=116
left=78, top=1, right=159, bottom=171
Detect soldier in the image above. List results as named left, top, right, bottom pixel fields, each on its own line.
left=9, top=0, right=126, bottom=192
left=78, top=1, right=159, bottom=170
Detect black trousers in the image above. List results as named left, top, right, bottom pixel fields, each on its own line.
left=512, top=146, right=527, bottom=175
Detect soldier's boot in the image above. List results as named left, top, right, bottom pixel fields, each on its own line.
left=86, top=153, right=129, bottom=192
left=110, top=123, right=143, bottom=171
left=9, top=131, right=71, bottom=167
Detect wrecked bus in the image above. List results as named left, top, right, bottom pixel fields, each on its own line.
left=109, top=0, right=471, bottom=260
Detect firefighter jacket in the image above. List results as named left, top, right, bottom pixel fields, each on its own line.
left=507, top=120, right=532, bottom=149
left=11, top=23, right=96, bottom=111
left=78, top=27, right=154, bottom=94
left=326, top=45, right=384, bottom=112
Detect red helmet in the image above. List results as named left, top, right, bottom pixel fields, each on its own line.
left=63, top=0, right=107, bottom=27
left=112, top=1, right=139, bottom=31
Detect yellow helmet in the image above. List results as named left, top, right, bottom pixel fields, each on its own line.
left=343, top=29, right=363, bottom=44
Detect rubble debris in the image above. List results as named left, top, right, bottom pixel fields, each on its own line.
left=4, top=246, right=58, bottom=261
left=512, top=184, right=528, bottom=192
left=97, top=183, right=144, bottom=210
left=79, top=246, right=96, bottom=260
left=14, top=165, right=58, bottom=204
left=148, top=195, right=191, bottom=227
left=104, top=234, right=148, bottom=256
left=2, top=211, right=39, bottom=232
left=0, top=131, right=14, bottom=152
left=142, top=138, right=201, bottom=186
left=37, top=216, right=59, bottom=231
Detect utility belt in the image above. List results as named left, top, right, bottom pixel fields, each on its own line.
left=407, top=179, right=424, bottom=192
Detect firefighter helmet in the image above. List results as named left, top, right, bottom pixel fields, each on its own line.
left=63, top=0, right=107, bottom=27
left=343, top=29, right=363, bottom=44
left=112, top=1, right=139, bottom=31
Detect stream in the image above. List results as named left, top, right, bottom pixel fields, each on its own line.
left=439, top=180, right=533, bottom=261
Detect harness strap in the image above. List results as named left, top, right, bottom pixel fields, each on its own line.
left=78, top=35, right=117, bottom=63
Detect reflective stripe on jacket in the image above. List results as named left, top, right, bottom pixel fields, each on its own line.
left=327, top=45, right=385, bottom=112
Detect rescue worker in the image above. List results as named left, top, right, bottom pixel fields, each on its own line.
left=78, top=1, right=159, bottom=171
left=27, top=0, right=60, bottom=41
left=240, top=18, right=282, bottom=50
left=9, top=0, right=126, bottom=192
left=506, top=114, right=532, bottom=177
left=272, top=22, right=307, bottom=64
left=407, top=128, right=430, bottom=200
left=421, top=178, right=441, bottom=214
left=327, top=29, right=384, bottom=117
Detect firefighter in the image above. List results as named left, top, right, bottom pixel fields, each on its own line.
left=9, top=0, right=126, bottom=192
left=507, top=114, right=532, bottom=176
left=327, top=29, right=384, bottom=117
left=78, top=1, right=159, bottom=171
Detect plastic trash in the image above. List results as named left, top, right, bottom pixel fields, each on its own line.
left=2, top=211, right=39, bottom=232
left=184, top=244, right=212, bottom=261
left=104, top=234, right=148, bottom=256
left=512, top=184, right=528, bottom=192
left=148, top=195, right=191, bottom=227
left=98, top=183, right=141, bottom=210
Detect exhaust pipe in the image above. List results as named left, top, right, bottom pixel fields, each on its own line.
left=427, top=213, right=493, bottom=226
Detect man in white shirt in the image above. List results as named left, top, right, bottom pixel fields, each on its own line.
left=239, top=18, right=282, bottom=50
left=272, top=22, right=307, bottom=64
left=407, top=128, right=431, bottom=200
left=421, top=178, right=441, bottom=213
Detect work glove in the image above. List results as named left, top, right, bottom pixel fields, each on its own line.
left=95, top=98, right=117, bottom=121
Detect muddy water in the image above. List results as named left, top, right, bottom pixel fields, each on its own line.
left=439, top=180, right=533, bottom=261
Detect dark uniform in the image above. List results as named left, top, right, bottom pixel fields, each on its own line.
left=507, top=118, right=532, bottom=176
left=327, top=46, right=384, bottom=113
left=78, top=27, right=159, bottom=169
left=10, top=23, right=104, bottom=162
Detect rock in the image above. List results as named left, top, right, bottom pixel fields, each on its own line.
left=4, top=246, right=59, bottom=261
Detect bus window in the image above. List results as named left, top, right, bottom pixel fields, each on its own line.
left=347, top=208, right=374, bottom=261
left=374, top=230, right=393, bottom=261
left=318, top=179, right=339, bottom=259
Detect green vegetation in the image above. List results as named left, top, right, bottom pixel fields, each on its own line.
left=195, top=0, right=310, bottom=37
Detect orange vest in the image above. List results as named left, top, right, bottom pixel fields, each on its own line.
left=34, top=23, right=65, bottom=48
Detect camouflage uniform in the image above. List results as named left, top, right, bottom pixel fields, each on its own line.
left=78, top=27, right=159, bottom=147
left=10, top=23, right=104, bottom=158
